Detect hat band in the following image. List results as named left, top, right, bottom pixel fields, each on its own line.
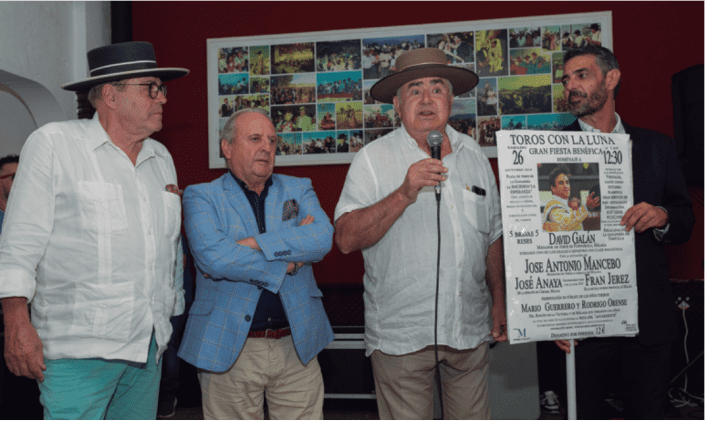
left=398, top=60, right=448, bottom=73
left=90, top=60, right=158, bottom=77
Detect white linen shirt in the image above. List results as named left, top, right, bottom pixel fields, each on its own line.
left=335, top=125, right=502, bottom=356
left=0, top=112, right=183, bottom=363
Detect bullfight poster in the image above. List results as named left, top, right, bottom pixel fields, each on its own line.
left=496, top=130, right=639, bottom=344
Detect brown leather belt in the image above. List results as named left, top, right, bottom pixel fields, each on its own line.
left=247, top=327, right=291, bottom=339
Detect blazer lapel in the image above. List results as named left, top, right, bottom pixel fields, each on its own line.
left=222, top=173, right=259, bottom=235
left=566, top=120, right=582, bottom=132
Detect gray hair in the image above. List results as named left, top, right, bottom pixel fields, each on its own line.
left=563, top=44, right=621, bottom=98
left=395, top=78, right=454, bottom=100
left=87, top=81, right=126, bottom=108
left=221, top=108, right=271, bottom=144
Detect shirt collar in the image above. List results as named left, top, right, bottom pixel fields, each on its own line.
left=87, top=111, right=164, bottom=160
left=229, top=171, right=273, bottom=196
left=552, top=194, right=569, bottom=207
left=87, top=112, right=112, bottom=151
left=577, top=112, right=626, bottom=134
left=399, top=124, right=464, bottom=154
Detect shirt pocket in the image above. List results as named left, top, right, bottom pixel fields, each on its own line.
left=68, top=282, right=133, bottom=342
left=462, top=189, right=490, bottom=235
left=77, top=181, right=128, bottom=231
left=162, top=191, right=182, bottom=242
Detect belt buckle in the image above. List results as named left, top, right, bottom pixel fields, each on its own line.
left=265, top=328, right=275, bottom=339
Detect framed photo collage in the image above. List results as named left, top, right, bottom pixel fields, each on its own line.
left=207, top=12, right=612, bottom=167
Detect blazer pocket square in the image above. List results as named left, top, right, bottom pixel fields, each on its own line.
left=282, top=199, right=299, bottom=221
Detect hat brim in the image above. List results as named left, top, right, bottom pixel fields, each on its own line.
left=369, top=64, right=478, bottom=104
left=61, top=67, right=190, bottom=91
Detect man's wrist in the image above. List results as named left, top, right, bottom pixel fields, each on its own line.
left=657, top=206, right=669, bottom=229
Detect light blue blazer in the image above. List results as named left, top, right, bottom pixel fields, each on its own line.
left=178, top=173, right=334, bottom=371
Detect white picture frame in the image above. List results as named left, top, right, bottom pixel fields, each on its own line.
left=207, top=11, right=612, bottom=168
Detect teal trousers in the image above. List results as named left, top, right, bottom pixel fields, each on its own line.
left=38, top=335, right=162, bottom=420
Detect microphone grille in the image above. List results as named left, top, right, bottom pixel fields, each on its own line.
left=427, top=130, right=443, bottom=147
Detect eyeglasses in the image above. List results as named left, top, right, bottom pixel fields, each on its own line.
left=113, top=82, right=167, bottom=99
left=0, top=172, right=15, bottom=181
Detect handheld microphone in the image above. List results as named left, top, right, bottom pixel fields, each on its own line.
left=427, top=130, right=443, bottom=201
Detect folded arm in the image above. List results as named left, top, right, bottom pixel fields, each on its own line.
left=184, top=180, right=332, bottom=293
left=254, top=181, right=333, bottom=265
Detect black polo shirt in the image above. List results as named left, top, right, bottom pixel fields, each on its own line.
left=230, top=172, right=288, bottom=331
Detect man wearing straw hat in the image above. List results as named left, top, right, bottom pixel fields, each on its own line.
left=0, top=41, right=188, bottom=419
left=334, top=48, right=507, bottom=419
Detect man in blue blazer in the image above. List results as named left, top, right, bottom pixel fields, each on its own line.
left=555, top=45, right=694, bottom=419
left=178, top=108, right=335, bottom=419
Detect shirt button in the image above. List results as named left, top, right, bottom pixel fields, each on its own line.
left=245, top=315, right=251, bottom=322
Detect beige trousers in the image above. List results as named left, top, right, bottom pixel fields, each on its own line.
left=371, top=342, right=490, bottom=419
left=197, top=335, right=324, bottom=420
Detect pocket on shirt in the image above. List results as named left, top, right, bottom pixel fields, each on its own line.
left=462, top=189, right=490, bottom=234
left=162, top=191, right=182, bottom=242
left=67, top=282, right=133, bottom=342
left=77, top=181, right=128, bottom=231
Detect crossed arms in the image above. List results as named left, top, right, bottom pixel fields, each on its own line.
left=183, top=178, right=333, bottom=294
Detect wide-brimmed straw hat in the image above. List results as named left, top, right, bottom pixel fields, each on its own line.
left=62, top=41, right=189, bottom=91
left=370, top=47, right=478, bottom=104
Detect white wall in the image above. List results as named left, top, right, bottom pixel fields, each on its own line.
left=0, top=1, right=111, bottom=121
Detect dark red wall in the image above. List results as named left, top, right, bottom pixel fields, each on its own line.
left=132, top=1, right=704, bottom=284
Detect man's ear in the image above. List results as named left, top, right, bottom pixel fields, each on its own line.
left=392, top=95, right=400, bottom=116
left=220, top=138, right=231, bottom=161
left=101, top=84, right=119, bottom=110
left=605, top=68, right=621, bottom=92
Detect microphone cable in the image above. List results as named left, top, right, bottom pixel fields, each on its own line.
left=427, top=129, right=445, bottom=419
left=433, top=193, right=445, bottom=419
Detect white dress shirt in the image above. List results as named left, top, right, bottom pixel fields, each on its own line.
left=0, top=112, right=183, bottom=363
left=335, top=125, right=502, bottom=356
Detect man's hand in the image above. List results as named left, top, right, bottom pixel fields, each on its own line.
left=585, top=191, right=600, bottom=210
left=491, top=302, right=507, bottom=342
left=554, top=339, right=578, bottom=353
left=165, top=184, right=183, bottom=197
left=399, top=158, right=447, bottom=204
left=3, top=298, right=46, bottom=381
left=621, top=202, right=668, bottom=233
left=299, top=214, right=314, bottom=227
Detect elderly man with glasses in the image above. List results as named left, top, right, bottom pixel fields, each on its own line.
left=0, top=42, right=189, bottom=419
